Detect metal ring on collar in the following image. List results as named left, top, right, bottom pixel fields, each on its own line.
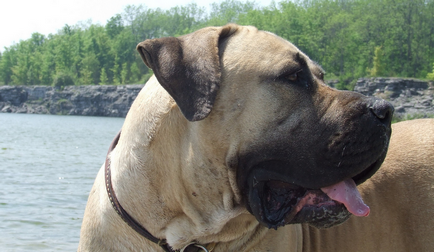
left=180, top=242, right=209, bottom=252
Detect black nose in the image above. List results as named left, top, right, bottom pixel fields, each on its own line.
left=369, top=98, right=394, bottom=125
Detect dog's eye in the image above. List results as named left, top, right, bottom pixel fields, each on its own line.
left=285, top=69, right=302, bottom=82
left=286, top=73, right=298, bottom=81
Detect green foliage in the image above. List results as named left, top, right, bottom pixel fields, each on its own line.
left=427, top=63, right=434, bottom=80
left=0, top=0, right=433, bottom=88
left=334, top=78, right=357, bottom=91
left=0, top=47, right=16, bottom=85
left=121, top=62, right=129, bottom=84
left=368, top=46, right=386, bottom=77
left=141, top=69, right=154, bottom=84
left=208, top=0, right=256, bottom=25
left=111, top=60, right=121, bottom=85
left=130, top=62, right=140, bottom=83
left=106, top=14, right=124, bottom=39
left=100, top=68, right=108, bottom=84
left=52, top=71, right=75, bottom=89
left=392, top=113, right=434, bottom=124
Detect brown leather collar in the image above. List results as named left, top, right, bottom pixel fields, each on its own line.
left=104, top=131, right=213, bottom=252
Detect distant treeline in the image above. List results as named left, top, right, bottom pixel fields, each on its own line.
left=0, top=0, right=433, bottom=89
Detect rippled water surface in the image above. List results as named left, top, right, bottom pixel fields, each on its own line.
left=0, top=113, right=124, bottom=251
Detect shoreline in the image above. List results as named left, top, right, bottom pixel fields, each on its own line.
left=1, top=78, right=433, bottom=119
left=0, top=84, right=144, bottom=117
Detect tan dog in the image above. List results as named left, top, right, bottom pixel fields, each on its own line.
left=78, top=24, right=433, bottom=251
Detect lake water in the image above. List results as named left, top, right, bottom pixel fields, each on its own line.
left=0, top=113, right=125, bottom=251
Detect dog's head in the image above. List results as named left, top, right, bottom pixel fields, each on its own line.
left=137, top=24, right=393, bottom=230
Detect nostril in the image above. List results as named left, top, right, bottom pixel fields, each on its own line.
left=369, top=99, right=394, bottom=123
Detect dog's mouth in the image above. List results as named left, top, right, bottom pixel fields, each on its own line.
left=247, top=177, right=369, bottom=229
left=246, top=163, right=378, bottom=230
left=242, top=143, right=388, bottom=230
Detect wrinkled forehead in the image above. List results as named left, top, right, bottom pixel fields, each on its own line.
left=220, top=26, right=323, bottom=77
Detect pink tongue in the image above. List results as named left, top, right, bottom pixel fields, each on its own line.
left=321, top=178, right=370, bottom=217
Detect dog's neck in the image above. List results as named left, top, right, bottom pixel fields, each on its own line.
left=108, top=78, right=279, bottom=250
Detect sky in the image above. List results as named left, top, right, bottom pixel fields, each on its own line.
left=0, top=0, right=273, bottom=52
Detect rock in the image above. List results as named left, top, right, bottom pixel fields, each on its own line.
left=0, top=86, right=28, bottom=106
left=0, top=84, right=144, bottom=117
left=394, top=106, right=406, bottom=113
left=1, top=105, right=13, bottom=113
left=421, top=98, right=433, bottom=106
left=1, top=78, right=433, bottom=119
left=354, top=78, right=434, bottom=119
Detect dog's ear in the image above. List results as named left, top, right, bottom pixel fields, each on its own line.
left=136, top=25, right=238, bottom=121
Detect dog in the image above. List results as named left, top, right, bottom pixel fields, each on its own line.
left=78, top=24, right=433, bottom=251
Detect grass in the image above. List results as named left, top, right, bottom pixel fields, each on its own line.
left=392, top=113, right=434, bottom=124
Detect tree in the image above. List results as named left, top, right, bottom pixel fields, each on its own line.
left=121, top=62, right=129, bottom=84
left=40, top=42, right=55, bottom=85
left=100, top=68, right=108, bottom=84
left=53, top=71, right=75, bottom=89
left=11, top=42, right=30, bottom=85
left=129, top=62, right=140, bottom=83
left=80, top=53, right=99, bottom=85
left=208, top=0, right=256, bottom=25
left=163, top=4, right=207, bottom=36
left=0, top=47, right=17, bottom=85
left=369, top=46, right=386, bottom=77
left=1, top=0, right=433, bottom=88
left=111, top=60, right=121, bottom=85
left=106, top=14, right=124, bottom=39
left=427, top=63, right=434, bottom=80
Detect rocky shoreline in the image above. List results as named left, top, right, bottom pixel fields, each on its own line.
left=0, top=85, right=144, bottom=117
left=0, top=77, right=433, bottom=118
left=353, top=77, right=434, bottom=119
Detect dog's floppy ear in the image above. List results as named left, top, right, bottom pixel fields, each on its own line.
left=136, top=25, right=238, bottom=121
